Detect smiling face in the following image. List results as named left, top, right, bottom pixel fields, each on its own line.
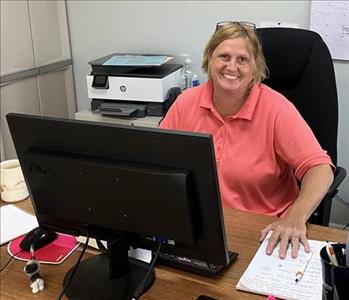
left=209, top=37, right=255, bottom=96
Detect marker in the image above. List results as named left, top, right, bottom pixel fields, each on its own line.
left=334, top=245, right=345, bottom=266
left=326, top=243, right=338, bottom=266
left=295, top=251, right=313, bottom=282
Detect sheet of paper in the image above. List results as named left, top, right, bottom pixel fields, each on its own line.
left=310, top=1, right=349, bottom=60
left=0, top=204, right=38, bottom=245
left=76, top=236, right=152, bottom=263
left=237, top=232, right=326, bottom=300
left=103, top=55, right=172, bottom=66
left=129, top=247, right=152, bottom=263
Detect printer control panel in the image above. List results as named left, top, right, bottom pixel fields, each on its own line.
left=92, top=74, right=109, bottom=89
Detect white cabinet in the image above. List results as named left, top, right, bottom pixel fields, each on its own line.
left=38, top=66, right=76, bottom=118
left=0, top=78, right=41, bottom=159
left=28, top=0, right=71, bottom=66
left=0, top=0, right=76, bottom=160
left=0, top=0, right=35, bottom=76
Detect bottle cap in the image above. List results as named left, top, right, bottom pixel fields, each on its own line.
left=184, top=57, right=192, bottom=64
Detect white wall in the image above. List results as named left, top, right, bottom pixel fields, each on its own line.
left=66, top=0, right=349, bottom=226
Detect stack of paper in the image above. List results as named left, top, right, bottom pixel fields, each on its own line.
left=237, top=232, right=326, bottom=300
left=0, top=204, right=38, bottom=245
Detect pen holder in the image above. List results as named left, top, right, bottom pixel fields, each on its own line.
left=320, top=243, right=349, bottom=300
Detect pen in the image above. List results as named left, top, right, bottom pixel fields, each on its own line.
left=295, top=251, right=313, bottom=282
left=325, top=243, right=338, bottom=266
left=345, top=232, right=349, bottom=267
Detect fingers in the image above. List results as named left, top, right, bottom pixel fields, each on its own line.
left=300, top=234, right=310, bottom=253
left=290, top=235, right=300, bottom=258
left=260, top=225, right=272, bottom=242
left=277, top=233, right=310, bottom=258
left=288, top=233, right=310, bottom=258
left=268, top=230, right=297, bottom=259
left=265, top=227, right=307, bottom=258
left=278, top=232, right=291, bottom=259
left=262, top=219, right=308, bottom=259
left=266, top=230, right=280, bottom=255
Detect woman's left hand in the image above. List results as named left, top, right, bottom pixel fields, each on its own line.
left=260, top=164, right=333, bottom=259
left=260, top=215, right=310, bottom=259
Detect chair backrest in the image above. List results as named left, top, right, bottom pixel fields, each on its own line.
left=256, top=28, right=338, bottom=166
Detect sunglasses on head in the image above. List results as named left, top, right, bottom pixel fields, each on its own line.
left=215, top=21, right=256, bottom=31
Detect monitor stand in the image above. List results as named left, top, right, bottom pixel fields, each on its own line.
left=63, top=237, right=154, bottom=300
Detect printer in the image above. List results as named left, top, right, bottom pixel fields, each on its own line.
left=86, top=53, right=183, bottom=118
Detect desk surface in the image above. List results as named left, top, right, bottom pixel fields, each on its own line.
left=1, top=199, right=347, bottom=300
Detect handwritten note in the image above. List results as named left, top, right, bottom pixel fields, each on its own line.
left=237, top=232, right=326, bottom=300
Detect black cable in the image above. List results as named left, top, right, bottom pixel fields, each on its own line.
left=130, top=242, right=162, bottom=300
left=343, top=223, right=349, bottom=230
left=0, top=249, right=24, bottom=272
left=107, top=236, right=123, bottom=248
left=56, top=233, right=90, bottom=300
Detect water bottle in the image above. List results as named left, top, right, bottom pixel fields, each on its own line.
left=182, top=56, right=200, bottom=90
left=183, top=57, right=193, bottom=90
left=192, top=74, right=200, bottom=87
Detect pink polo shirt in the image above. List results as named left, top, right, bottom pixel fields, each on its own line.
left=160, top=81, right=333, bottom=216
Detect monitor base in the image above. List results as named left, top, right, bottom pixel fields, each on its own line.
left=63, top=253, right=154, bottom=300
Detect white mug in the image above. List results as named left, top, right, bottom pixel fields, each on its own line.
left=0, top=159, right=29, bottom=202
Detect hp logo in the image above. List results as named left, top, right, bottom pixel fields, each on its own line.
left=120, top=85, right=127, bottom=92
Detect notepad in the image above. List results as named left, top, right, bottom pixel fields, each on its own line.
left=237, top=232, right=326, bottom=300
left=0, top=204, right=38, bottom=245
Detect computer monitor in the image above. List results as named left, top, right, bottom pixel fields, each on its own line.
left=7, top=113, right=234, bottom=299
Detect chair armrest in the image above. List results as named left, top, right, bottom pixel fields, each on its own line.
left=326, top=166, right=347, bottom=197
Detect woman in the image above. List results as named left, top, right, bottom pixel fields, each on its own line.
left=160, top=22, right=334, bottom=258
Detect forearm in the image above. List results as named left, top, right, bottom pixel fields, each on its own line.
left=286, top=164, right=334, bottom=222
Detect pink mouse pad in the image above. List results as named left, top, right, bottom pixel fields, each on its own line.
left=8, top=233, right=80, bottom=264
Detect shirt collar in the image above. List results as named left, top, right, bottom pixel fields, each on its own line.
left=199, top=80, right=215, bottom=109
left=234, top=84, right=260, bottom=120
left=199, top=81, right=261, bottom=121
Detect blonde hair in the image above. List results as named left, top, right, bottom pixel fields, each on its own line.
left=202, top=24, right=268, bottom=86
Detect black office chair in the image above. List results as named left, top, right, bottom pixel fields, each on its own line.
left=256, top=27, right=347, bottom=226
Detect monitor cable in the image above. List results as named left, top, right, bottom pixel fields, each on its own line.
left=56, top=232, right=90, bottom=300
left=130, top=241, right=162, bottom=300
left=0, top=249, right=24, bottom=272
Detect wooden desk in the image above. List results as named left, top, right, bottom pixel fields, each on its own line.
left=1, top=199, right=347, bottom=300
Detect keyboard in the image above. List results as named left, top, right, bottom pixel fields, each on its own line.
left=156, top=251, right=238, bottom=277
